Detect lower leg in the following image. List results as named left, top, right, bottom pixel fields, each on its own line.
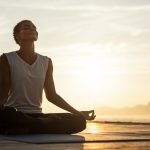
left=0, top=108, right=86, bottom=134
left=38, top=113, right=86, bottom=134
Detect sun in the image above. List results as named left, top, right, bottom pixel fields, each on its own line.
left=73, top=56, right=116, bottom=93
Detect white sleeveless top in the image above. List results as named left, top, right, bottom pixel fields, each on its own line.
left=4, top=51, right=49, bottom=113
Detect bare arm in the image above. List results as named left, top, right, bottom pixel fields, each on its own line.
left=0, top=54, right=10, bottom=105
left=44, top=58, right=81, bottom=115
left=44, top=58, right=96, bottom=120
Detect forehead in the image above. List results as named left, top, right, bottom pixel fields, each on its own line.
left=20, top=21, right=36, bottom=28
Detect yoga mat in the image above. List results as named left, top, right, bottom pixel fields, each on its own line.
left=1, top=133, right=150, bottom=144
left=0, top=134, right=85, bottom=144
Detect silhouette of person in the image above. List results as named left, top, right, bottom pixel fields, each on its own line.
left=0, top=20, right=96, bottom=134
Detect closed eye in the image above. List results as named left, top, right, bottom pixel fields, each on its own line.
left=22, top=25, right=36, bottom=31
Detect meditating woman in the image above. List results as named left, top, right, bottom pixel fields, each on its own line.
left=0, top=20, right=95, bottom=134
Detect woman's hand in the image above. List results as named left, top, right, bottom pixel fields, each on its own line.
left=80, top=110, right=96, bottom=120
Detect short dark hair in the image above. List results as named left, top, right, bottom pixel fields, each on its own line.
left=13, top=20, right=35, bottom=44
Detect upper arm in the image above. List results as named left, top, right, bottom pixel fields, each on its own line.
left=0, top=54, right=10, bottom=84
left=0, top=54, right=11, bottom=101
left=44, top=58, right=56, bottom=100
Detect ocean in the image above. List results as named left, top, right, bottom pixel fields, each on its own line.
left=79, top=120, right=150, bottom=149
left=80, top=115, right=150, bottom=144
left=95, top=115, right=150, bottom=123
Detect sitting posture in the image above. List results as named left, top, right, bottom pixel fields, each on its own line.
left=0, top=20, right=95, bottom=134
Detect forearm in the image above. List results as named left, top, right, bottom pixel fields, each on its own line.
left=48, top=94, right=81, bottom=115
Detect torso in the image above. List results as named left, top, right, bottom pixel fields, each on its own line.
left=3, top=51, right=49, bottom=113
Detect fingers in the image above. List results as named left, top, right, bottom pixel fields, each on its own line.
left=89, top=110, right=94, bottom=113
left=92, top=114, right=96, bottom=120
left=89, top=114, right=96, bottom=120
left=80, top=110, right=96, bottom=120
left=87, top=110, right=96, bottom=120
left=89, top=110, right=95, bottom=116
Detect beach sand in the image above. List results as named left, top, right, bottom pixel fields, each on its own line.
left=1, top=121, right=150, bottom=150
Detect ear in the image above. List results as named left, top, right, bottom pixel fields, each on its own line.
left=35, top=31, right=38, bottom=41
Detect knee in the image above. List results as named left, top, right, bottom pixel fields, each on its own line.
left=80, top=117, right=86, bottom=130
left=75, top=116, right=86, bottom=133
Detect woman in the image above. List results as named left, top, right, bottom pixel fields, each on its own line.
left=0, top=20, right=95, bottom=134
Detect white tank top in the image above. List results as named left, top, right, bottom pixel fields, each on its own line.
left=4, top=51, right=49, bottom=113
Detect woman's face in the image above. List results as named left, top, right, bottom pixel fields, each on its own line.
left=16, top=21, right=38, bottom=44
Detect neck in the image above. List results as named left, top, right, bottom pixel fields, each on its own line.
left=19, top=42, right=35, bottom=56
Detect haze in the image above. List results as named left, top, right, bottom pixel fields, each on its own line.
left=0, top=0, right=150, bottom=113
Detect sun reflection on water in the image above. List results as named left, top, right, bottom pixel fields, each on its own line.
left=85, top=122, right=102, bottom=134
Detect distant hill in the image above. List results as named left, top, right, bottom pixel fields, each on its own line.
left=95, top=102, right=150, bottom=115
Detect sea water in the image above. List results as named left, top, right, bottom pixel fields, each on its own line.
left=82, top=115, right=150, bottom=141
left=95, top=115, right=150, bottom=123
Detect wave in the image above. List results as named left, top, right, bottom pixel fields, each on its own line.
left=91, top=120, right=150, bottom=125
left=93, top=115, right=150, bottom=124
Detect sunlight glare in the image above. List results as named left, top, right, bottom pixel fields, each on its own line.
left=86, top=122, right=102, bottom=134
left=73, top=55, right=117, bottom=94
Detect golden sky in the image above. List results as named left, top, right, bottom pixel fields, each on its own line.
left=0, top=0, right=150, bottom=112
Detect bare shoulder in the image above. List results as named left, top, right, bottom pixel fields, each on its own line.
left=39, top=54, right=53, bottom=69
left=46, top=57, right=53, bottom=72
left=47, top=57, right=52, bottom=64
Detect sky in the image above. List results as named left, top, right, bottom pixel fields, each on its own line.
left=0, top=0, right=150, bottom=112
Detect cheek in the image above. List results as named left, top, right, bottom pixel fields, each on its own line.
left=17, top=31, right=27, bottom=39
left=15, top=34, right=21, bottom=42
left=16, top=31, right=38, bottom=41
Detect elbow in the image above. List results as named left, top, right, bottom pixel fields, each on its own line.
left=46, top=93, right=57, bottom=102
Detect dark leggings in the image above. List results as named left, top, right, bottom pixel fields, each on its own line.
left=0, top=107, right=86, bottom=134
